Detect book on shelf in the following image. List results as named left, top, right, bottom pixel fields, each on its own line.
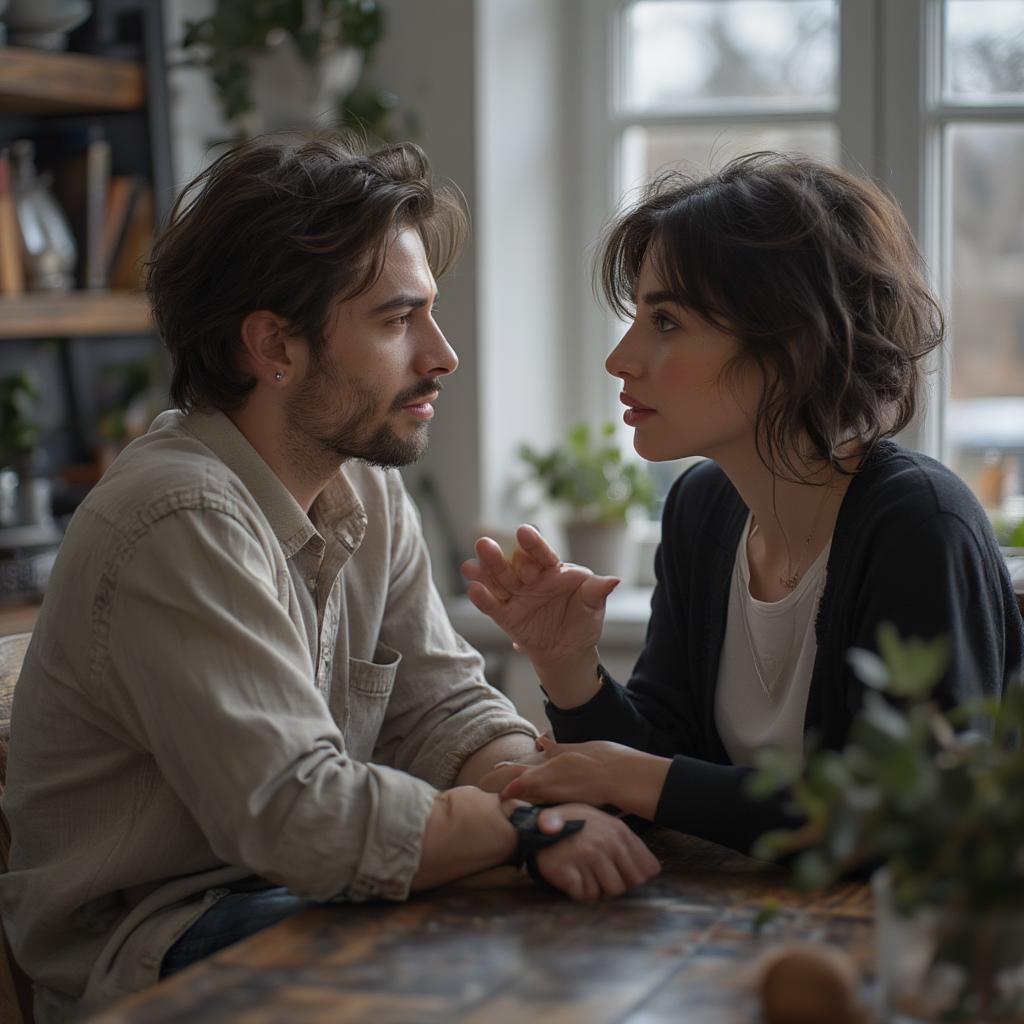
left=107, top=180, right=153, bottom=290
left=84, top=128, right=111, bottom=290
left=0, top=150, right=25, bottom=298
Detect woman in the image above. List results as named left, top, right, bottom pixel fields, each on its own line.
left=463, top=153, right=1024, bottom=855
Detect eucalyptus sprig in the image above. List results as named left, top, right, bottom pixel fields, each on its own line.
left=750, top=623, right=1024, bottom=916
left=519, top=422, right=656, bottom=526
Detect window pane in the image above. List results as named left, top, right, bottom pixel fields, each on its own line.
left=944, top=0, right=1024, bottom=104
left=623, top=0, right=839, bottom=113
left=945, top=123, right=1024, bottom=526
left=621, top=122, right=839, bottom=196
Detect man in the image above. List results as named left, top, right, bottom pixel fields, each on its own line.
left=0, top=135, right=659, bottom=1022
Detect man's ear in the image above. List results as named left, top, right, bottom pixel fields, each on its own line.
left=239, top=310, right=298, bottom=386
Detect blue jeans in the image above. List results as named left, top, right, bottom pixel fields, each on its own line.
left=160, top=886, right=310, bottom=978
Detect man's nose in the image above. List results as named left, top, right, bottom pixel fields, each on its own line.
left=418, top=320, right=459, bottom=377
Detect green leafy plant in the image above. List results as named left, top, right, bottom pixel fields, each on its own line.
left=180, top=0, right=395, bottom=138
left=518, top=422, right=656, bottom=526
left=750, top=624, right=1024, bottom=1020
left=0, top=371, right=41, bottom=465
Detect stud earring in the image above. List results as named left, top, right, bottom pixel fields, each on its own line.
left=274, top=371, right=284, bottom=382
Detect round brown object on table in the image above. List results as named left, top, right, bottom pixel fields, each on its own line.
left=756, top=941, right=866, bottom=1024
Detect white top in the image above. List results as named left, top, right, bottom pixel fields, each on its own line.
left=714, top=514, right=831, bottom=767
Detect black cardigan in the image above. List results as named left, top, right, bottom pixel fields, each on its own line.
left=547, top=442, right=1024, bottom=854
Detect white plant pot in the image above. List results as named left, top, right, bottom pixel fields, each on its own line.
left=5, top=0, right=91, bottom=50
left=244, top=36, right=364, bottom=135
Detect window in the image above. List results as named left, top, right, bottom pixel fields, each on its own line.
left=582, top=0, right=1024, bottom=529
left=940, top=1, right=1024, bottom=536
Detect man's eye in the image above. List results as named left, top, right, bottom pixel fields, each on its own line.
left=650, top=311, right=675, bottom=332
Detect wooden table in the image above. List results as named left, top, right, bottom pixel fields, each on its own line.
left=91, top=832, right=874, bottom=1024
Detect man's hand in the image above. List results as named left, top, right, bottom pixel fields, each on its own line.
left=461, top=525, right=619, bottom=671
left=531, top=803, right=660, bottom=901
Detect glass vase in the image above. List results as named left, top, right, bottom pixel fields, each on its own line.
left=874, top=870, right=1024, bottom=1023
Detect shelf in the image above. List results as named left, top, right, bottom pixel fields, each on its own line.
left=0, top=291, right=152, bottom=337
left=0, top=47, right=145, bottom=115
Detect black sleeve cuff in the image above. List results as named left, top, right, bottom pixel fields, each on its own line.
left=654, top=754, right=805, bottom=856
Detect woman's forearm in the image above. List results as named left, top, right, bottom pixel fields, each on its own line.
left=529, top=646, right=602, bottom=709
left=608, top=749, right=673, bottom=820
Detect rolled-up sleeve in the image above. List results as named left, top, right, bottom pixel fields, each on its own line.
left=372, top=477, right=537, bottom=789
left=98, top=505, right=437, bottom=903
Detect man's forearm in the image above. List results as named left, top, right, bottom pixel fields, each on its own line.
left=411, top=787, right=522, bottom=891
left=455, top=731, right=538, bottom=788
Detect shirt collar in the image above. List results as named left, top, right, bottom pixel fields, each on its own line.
left=160, top=409, right=366, bottom=559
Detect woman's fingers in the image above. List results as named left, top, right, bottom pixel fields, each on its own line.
left=477, top=762, right=530, bottom=793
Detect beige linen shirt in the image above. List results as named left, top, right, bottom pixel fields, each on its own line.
left=0, top=409, right=534, bottom=1023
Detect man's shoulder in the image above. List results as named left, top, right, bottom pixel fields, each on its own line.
left=81, top=411, right=262, bottom=534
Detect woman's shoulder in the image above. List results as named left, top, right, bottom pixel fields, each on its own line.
left=844, top=440, right=997, bottom=555
left=665, top=458, right=735, bottom=505
left=854, top=441, right=985, bottom=518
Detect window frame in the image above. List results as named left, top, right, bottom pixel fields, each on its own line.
left=575, top=0, right=1024, bottom=498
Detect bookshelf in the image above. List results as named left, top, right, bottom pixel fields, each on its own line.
left=0, top=48, right=145, bottom=115
left=0, top=292, right=151, bottom=338
left=0, top=0, right=172, bottom=482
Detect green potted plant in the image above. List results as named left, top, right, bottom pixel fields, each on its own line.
left=179, top=0, right=399, bottom=141
left=0, top=370, right=51, bottom=528
left=518, top=422, right=655, bottom=576
left=750, top=625, right=1024, bottom=1023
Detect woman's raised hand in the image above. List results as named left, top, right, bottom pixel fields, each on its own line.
left=461, top=525, right=619, bottom=671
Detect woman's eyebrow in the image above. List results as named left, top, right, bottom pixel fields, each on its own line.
left=641, top=289, right=686, bottom=307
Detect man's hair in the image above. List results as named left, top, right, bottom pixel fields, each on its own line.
left=147, top=133, right=467, bottom=413
left=598, top=152, right=944, bottom=478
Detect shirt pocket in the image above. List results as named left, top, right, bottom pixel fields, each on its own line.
left=344, top=642, right=401, bottom=762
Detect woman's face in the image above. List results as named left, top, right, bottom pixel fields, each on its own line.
left=605, top=252, right=763, bottom=463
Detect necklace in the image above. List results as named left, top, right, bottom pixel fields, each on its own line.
left=735, top=559, right=795, bottom=703
left=751, top=483, right=835, bottom=591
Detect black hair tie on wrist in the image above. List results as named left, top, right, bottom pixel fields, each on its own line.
left=508, top=804, right=585, bottom=889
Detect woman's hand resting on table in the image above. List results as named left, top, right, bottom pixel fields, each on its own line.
left=461, top=525, right=619, bottom=706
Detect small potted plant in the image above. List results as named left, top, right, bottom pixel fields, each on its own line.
left=750, top=625, right=1024, bottom=1023
left=0, top=370, right=52, bottom=528
left=179, top=0, right=398, bottom=141
left=518, top=422, right=655, bottom=577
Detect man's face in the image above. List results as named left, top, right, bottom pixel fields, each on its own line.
left=286, top=227, right=458, bottom=469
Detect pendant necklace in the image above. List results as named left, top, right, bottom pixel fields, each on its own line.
left=751, top=482, right=835, bottom=591
left=736, top=561, right=795, bottom=703
left=742, top=482, right=834, bottom=699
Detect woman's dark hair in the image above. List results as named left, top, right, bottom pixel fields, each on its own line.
left=147, top=132, right=467, bottom=413
left=599, top=152, right=944, bottom=478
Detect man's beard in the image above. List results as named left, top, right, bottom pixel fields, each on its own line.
left=285, top=355, right=439, bottom=471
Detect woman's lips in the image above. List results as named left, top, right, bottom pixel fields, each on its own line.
left=620, top=392, right=654, bottom=426
left=623, top=407, right=654, bottom=426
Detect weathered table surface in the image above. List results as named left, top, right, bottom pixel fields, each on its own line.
left=91, top=831, right=874, bottom=1024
